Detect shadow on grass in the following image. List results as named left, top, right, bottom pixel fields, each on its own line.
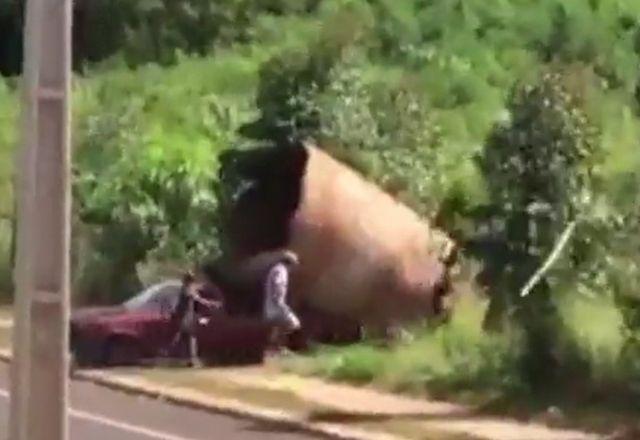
left=243, top=413, right=480, bottom=440
left=241, top=418, right=335, bottom=439
left=306, top=409, right=476, bottom=424
left=452, top=383, right=640, bottom=438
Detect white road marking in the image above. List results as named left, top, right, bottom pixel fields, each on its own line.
left=0, top=389, right=198, bottom=440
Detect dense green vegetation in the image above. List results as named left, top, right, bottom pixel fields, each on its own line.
left=2, top=0, right=640, bottom=416
left=0, top=78, right=16, bottom=295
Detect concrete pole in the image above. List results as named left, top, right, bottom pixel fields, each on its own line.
left=9, top=0, right=72, bottom=438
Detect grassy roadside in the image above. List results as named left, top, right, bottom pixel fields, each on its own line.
left=277, top=293, right=640, bottom=438
left=109, top=363, right=600, bottom=440
left=131, top=367, right=481, bottom=440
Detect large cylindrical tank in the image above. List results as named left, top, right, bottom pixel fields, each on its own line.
left=219, top=141, right=456, bottom=332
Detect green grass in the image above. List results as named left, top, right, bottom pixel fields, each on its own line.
left=0, top=220, right=12, bottom=298
left=282, top=294, right=523, bottom=398
left=557, top=290, right=626, bottom=381
left=281, top=291, right=640, bottom=435
left=283, top=290, right=633, bottom=395
left=0, top=78, right=15, bottom=300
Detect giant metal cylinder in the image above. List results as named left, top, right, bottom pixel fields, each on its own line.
left=221, top=141, right=456, bottom=331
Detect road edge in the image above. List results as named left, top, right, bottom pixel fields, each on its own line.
left=0, top=349, right=404, bottom=440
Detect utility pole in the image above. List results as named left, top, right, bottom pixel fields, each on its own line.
left=10, top=0, right=72, bottom=438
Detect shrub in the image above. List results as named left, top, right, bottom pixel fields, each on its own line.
left=475, top=66, right=604, bottom=387
left=0, top=78, right=16, bottom=296
left=243, top=43, right=447, bottom=217
left=308, top=57, right=445, bottom=216
left=0, top=77, right=15, bottom=218
left=283, top=294, right=525, bottom=397
left=239, top=0, right=377, bottom=144
left=72, top=57, right=258, bottom=303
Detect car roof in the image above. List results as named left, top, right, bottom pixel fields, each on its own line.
left=122, top=280, right=182, bottom=310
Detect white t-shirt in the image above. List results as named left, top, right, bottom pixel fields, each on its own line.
left=263, top=263, right=300, bottom=330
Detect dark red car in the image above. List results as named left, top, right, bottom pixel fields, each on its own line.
left=70, top=280, right=278, bottom=367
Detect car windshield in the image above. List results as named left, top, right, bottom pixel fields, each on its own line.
left=122, top=280, right=182, bottom=314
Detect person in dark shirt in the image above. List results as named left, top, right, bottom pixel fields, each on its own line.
left=168, top=271, right=223, bottom=366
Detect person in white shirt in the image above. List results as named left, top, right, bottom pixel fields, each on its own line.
left=262, top=251, right=301, bottom=349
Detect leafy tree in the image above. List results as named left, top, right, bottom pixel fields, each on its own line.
left=310, top=57, right=444, bottom=216
left=71, top=71, right=248, bottom=302
left=239, top=0, right=376, bottom=145
left=476, top=67, right=602, bottom=386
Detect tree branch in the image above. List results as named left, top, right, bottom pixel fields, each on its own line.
left=520, top=220, right=578, bottom=298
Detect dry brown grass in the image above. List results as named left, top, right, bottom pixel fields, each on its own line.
left=129, top=367, right=477, bottom=440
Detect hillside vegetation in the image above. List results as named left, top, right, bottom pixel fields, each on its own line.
left=1, top=0, right=640, bottom=413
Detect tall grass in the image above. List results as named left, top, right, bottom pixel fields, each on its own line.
left=283, top=289, right=639, bottom=406
left=283, top=293, right=525, bottom=399
left=557, top=290, right=626, bottom=383
left=0, top=78, right=16, bottom=298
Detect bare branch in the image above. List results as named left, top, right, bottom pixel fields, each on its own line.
left=520, top=220, right=578, bottom=298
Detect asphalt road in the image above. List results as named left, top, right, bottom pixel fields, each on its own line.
left=0, top=363, right=323, bottom=440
